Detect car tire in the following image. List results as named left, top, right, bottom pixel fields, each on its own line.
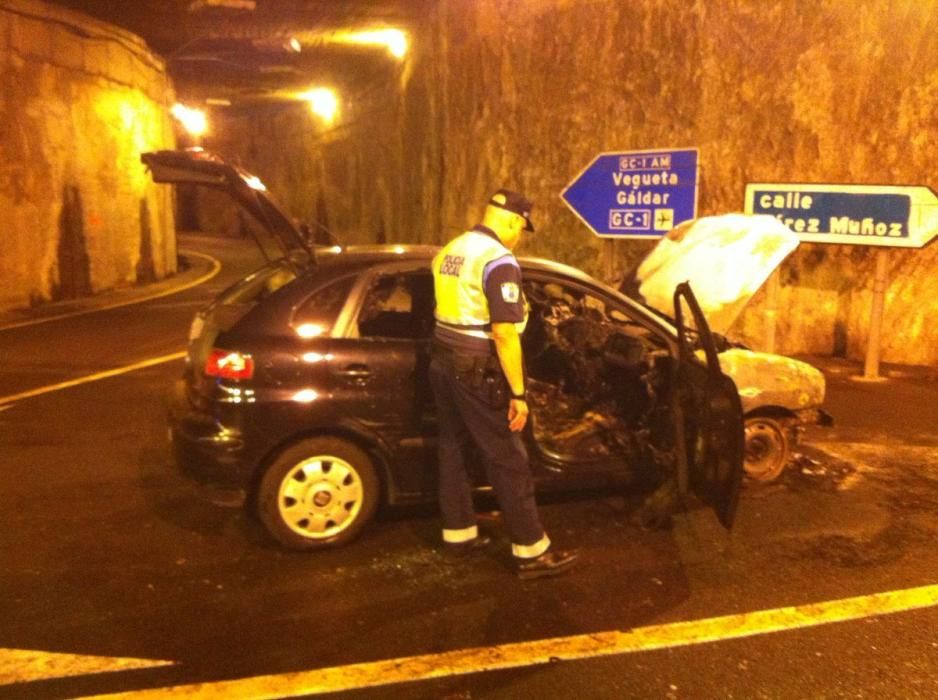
left=743, top=415, right=791, bottom=483
left=257, top=437, right=379, bottom=550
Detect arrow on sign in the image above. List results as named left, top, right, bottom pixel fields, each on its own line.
left=744, top=183, right=938, bottom=248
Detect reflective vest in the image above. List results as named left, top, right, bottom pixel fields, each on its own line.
left=432, top=230, right=527, bottom=342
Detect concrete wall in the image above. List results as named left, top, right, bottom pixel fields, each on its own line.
left=201, top=0, right=938, bottom=366
left=0, top=0, right=176, bottom=312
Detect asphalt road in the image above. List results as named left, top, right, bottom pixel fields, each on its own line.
left=1, top=235, right=936, bottom=699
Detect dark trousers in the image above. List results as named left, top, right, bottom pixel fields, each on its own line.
left=429, top=353, right=545, bottom=547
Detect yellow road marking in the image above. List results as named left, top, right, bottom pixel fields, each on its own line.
left=0, top=352, right=186, bottom=407
left=0, top=648, right=173, bottom=685
left=0, top=250, right=220, bottom=332
left=82, top=583, right=938, bottom=699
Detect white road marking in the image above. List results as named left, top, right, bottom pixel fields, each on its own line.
left=81, top=583, right=938, bottom=699
left=0, top=352, right=186, bottom=407
left=0, top=648, right=173, bottom=685
left=0, top=250, right=220, bottom=332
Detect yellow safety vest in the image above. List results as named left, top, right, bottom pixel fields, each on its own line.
left=432, top=230, right=527, bottom=341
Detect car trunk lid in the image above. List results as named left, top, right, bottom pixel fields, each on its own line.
left=141, top=149, right=314, bottom=269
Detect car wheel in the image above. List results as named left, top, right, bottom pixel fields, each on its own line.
left=258, top=437, right=379, bottom=550
left=743, top=416, right=791, bottom=483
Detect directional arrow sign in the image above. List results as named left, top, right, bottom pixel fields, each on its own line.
left=744, top=183, right=938, bottom=248
left=562, top=148, right=699, bottom=239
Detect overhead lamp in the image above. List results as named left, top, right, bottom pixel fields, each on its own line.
left=298, top=88, right=338, bottom=123
left=170, top=103, right=207, bottom=136
left=342, top=28, right=408, bottom=59
left=205, top=97, right=231, bottom=106
left=288, top=37, right=302, bottom=52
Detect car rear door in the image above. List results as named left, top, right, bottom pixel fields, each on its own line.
left=328, top=264, right=438, bottom=497
left=672, top=282, right=745, bottom=528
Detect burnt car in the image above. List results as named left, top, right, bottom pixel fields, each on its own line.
left=144, top=149, right=746, bottom=550
left=621, top=214, right=830, bottom=483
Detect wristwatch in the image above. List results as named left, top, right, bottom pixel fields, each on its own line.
left=511, top=389, right=526, bottom=401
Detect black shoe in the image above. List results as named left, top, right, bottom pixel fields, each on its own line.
left=444, top=535, right=492, bottom=557
left=514, top=549, right=579, bottom=579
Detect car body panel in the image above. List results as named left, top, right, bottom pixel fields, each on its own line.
left=716, top=348, right=825, bottom=415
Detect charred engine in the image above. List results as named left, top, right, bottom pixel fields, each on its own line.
left=522, top=282, right=675, bottom=469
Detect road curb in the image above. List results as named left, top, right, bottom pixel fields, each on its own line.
left=0, top=250, right=221, bottom=332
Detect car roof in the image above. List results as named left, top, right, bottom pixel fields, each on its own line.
left=311, top=244, right=605, bottom=286
left=304, top=244, right=671, bottom=330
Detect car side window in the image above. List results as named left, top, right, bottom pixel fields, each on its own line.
left=357, top=271, right=435, bottom=340
left=292, top=275, right=356, bottom=337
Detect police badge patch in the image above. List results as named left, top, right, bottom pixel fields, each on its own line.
left=500, top=282, right=520, bottom=303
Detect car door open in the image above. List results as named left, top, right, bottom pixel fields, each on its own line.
left=672, top=282, right=745, bottom=528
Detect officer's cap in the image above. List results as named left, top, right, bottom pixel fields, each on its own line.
left=489, top=189, right=535, bottom=232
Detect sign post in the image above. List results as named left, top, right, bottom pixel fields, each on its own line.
left=562, top=148, right=699, bottom=247
left=745, top=183, right=938, bottom=378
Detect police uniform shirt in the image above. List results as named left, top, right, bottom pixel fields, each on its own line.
left=434, top=224, right=526, bottom=354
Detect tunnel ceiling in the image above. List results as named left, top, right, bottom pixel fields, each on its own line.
left=49, top=0, right=427, bottom=110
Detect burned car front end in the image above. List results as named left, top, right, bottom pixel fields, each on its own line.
left=717, top=348, right=830, bottom=482
left=622, top=213, right=832, bottom=482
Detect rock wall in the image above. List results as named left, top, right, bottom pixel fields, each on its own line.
left=202, top=0, right=938, bottom=366
left=435, top=0, right=938, bottom=367
left=0, top=0, right=176, bottom=312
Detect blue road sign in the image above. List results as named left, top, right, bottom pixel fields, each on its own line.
left=745, top=183, right=938, bottom=248
left=561, top=148, right=699, bottom=239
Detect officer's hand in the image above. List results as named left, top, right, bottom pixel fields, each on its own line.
left=508, top=398, right=528, bottom=432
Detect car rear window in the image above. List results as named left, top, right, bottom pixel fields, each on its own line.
left=219, top=265, right=297, bottom=306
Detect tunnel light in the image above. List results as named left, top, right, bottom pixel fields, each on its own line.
left=298, top=88, right=338, bottom=123
left=171, top=103, right=208, bottom=136
left=344, top=29, right=408, bottom=59
left=392, top=245, right=405, bottom=254
left=288, top=37, right=302, bottom=52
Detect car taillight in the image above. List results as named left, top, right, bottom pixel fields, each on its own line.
left=205, top=348, right=254, bottom=380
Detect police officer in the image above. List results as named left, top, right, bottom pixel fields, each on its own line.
left=429, top=189, right=578, bottom=579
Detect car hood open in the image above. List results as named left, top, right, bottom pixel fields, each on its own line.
left=621, top=214, right=799, bottom=335
left=142, top=149, right=314, bottom=267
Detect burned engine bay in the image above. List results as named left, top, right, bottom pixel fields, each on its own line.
left=522, top=281, right=676, bottom=469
